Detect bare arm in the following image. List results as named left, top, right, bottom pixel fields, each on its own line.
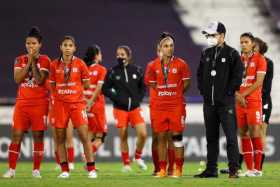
left=31, top=60, right=48, bottom=85
left=14, top=60, right=32, bottom=84
left=183, top=79, right=191, bottom=93
left=241, top=73, right=266, bottom=97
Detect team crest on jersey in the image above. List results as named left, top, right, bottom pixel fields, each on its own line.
left=250, top=62, right=255, bottom=67
left=221, top=58, right=226, bottom=63
left=172, top=68, right=177, bottom=74
left=115, top=75, right=121, bottom=80
left=91, top=70, right=98, bottom=76
left=132, top=74, right=137, bottom=79
left=72, top=67, right=78, bottom=72
left=206, top=57, right=210, bottom=62
left=155, top=70, right=159, bottom=74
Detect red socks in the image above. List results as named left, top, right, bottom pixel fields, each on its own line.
left=33, top=142, right=44, bottom=170
left=252, top=137, right=263, bottom=171
left=167, top=148, right=175, bottom=173
left=67, top=147, right=74, bottom=163
left=121, top=152, right=130, bottom=165
left=86, top=162, right=96, bottom=172
left=135, top=149, right=142, bottom=160
left=159, top=160, right=167, bottom=171
left=8, top=143, right=21, bottom=170
left=241, top=137, right=254, bottom=170
left=60, top=162, right=69, bottom=172
left=152, top=148, right=159, bottom=172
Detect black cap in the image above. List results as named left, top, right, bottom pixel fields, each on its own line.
left=202, top=21, right=226, bottom=35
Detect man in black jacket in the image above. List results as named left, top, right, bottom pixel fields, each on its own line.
left=102, top=45, right=147, bottom=172
left=194, top=22, right=244, bottom=178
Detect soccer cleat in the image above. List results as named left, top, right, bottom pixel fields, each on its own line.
left=88, top=170, right=98, bottom=178
left=69, top=163, right=75, bottom=170
left=121, top=165, right=132, bottom=173
left=57, top=172, right=70, bottom=179
left=239, top=170, right=256, bottom=177
left=135, top=159, right=148, bottom=171
left=154, top=169, right=167, bottom=178
left=3, top=169, right=15, bottom=178
left=253, top=169, right=263, bottom=177
left=170, top=169, right=182, bottom=178
left=32, top=169, right=42, bottom=178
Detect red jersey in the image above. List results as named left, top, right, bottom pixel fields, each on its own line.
left=49, top=56, right=90, bottom=103
left=145, top=56, right=191, bottom=110
left=84, top=63, right=107, bottom=106
left=240, top=52, right=267, bottom=102
left=14, top=54, right=50, bottom=105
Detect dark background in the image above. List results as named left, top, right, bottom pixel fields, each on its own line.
left=0, top=0, right=202, bottom=101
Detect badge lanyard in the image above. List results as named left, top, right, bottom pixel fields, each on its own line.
left=61, top=57, right=73, bottom=83
left=161, top=60, right=171, bottom=88
left=211, top=47, right=221, bottom=77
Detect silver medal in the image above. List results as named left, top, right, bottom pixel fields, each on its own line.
left=211, top=70, right=216, bottom=77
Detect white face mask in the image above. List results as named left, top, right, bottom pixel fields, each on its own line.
left=206, top=36, right=218, bottom=47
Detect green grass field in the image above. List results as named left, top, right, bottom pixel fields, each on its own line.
left=0, top=162, right=279, bottom=187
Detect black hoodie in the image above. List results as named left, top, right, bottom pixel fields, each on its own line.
left=102, top=63, right=145, bottom=111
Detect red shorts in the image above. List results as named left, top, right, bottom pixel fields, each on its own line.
left=236, top=101, right=263, bottom=128
left=13, top=102, right=48, bottom=131
left=53, top=100, right=88, bottom=129
left=113, top=107, right=145, bottom=128
left=152, top=105, right=185, bottom=133
left=87, top=104, right=107, bottom=133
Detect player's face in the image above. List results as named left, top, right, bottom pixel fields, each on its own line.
left=95, top=52, right=102, bottom=63
left=240, top=37, right=254, bottom=53
left=116, top=48, right=128, bottom=60
left=160, top=38, right=174, bottom=58
left=25, top=37, right=41, bottom=54
left=60, top=39, right=76, bottom=57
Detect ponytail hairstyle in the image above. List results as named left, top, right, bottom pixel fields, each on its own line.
left=83, top=44, right=101, bottom=66
left=27, top=26, right=42, bottom=43
left=254, top=37, right=268, bottom=55
left=117, top=45, right=133, bottom=64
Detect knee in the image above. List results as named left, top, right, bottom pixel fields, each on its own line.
left=138, top=131, right=147, bottom=140
left=172, top=134, right=184, bottom=148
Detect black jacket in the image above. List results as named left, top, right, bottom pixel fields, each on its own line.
left=262, top=57, right=274, bottom=104
left=197, top=43, right=244, bottom=106
left=102, top=63, right=145, bottom=111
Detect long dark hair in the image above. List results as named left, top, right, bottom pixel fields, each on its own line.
left=254, top=37, right=268, bottom=55
left=83, top=44, right=101, bottom=66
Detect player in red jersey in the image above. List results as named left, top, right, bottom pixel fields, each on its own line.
left=49, top=36, right=96, bottom=179
left=145, top=32, right=191, bottom=178
left=145, top=47, right=179, bottom=176
left=83, top=45, right=107, bottom=159
left=3, top=27, right=50, bottom=178
left=236, top=33, right=266, bottom=177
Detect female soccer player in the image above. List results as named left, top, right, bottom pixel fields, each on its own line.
left=3, top=27, right=50, bottom=178
left=102, top=45, right=147, bottom=172
left=49, top=36, right=96, bottom=178
left=83, top=45, right=107, bottom=159
left=236, top=33, right=267, bottom=177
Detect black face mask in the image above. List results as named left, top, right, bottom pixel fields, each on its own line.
left=117, top=57, right=125, bottom=66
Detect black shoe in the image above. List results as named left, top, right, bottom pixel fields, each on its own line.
left=220, top=168, right=229, bottom=174
left=194, top=169, right=218, bottom=178
left=229, top=169, right=239, bottom=179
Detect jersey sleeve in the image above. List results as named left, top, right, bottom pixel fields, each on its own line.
left=144, top=62, right=156, bottom=85
left=257, top=55, right=267, bottom=74
left=181, top=61, right=191, bottom=80
left=97, top=67, right=107, bottom=84
left=39, top=56, right=51, bottom=73
left=14, top=57, right=22, bottom=70
left=49, top=61, right=56, bottom=83
left=80, top=61, right=90, bottom=81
